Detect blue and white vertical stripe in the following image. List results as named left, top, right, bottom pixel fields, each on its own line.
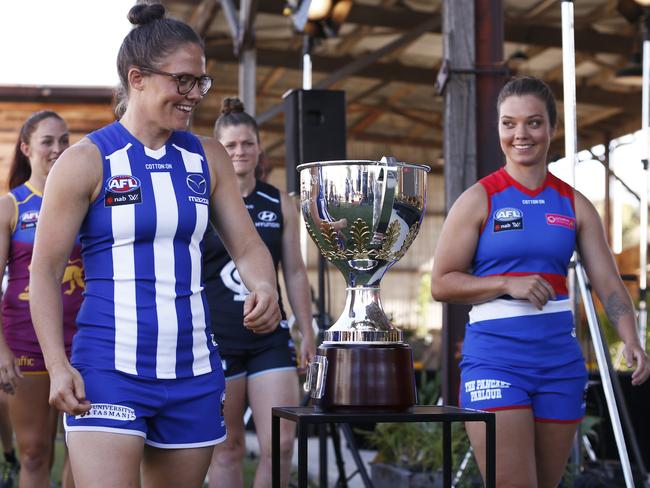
left=74, top=122, right=217, bottom=379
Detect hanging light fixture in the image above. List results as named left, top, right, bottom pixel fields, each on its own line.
left=284, top=0, right=352, bottom=38
left=307, top=0, right=332, bottom=20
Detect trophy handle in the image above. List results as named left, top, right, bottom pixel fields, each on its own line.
left=370, top=156, right=398, bottom=247
left=304, top=355, right=328, bottom=399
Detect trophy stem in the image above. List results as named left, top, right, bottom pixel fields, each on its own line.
left=323, top=286, right=403, bottom=343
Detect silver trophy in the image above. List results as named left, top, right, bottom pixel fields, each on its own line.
left=300, top=158, right=429, bottom=410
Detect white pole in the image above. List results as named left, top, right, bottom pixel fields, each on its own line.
left=575, top=263, right=635, bottom=488
left=639, top=16, right=649, bottom=352
left=561, top=0, right=577, bottom=188
left=562, top=3, right=636, bottom=486
left=299, top=38, right=313, bottom=266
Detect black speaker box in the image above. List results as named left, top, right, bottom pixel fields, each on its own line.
left=283, top=89, right=347, bottom=195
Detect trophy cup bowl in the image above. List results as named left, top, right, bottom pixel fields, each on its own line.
left=300, top=158, right=429, bottom=411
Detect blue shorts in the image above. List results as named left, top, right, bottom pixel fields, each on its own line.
left=220, top=340, right=297, bottom=380
left=459, top=358, right=588, bottom=422
left=64, top=366, right=227, bottom=448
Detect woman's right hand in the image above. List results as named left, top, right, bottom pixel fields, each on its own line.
left=0, top=345, right=22, bottom=395
left=504, top=274, right=556, bottom=310
left=48, top=361, right=91, bottom=415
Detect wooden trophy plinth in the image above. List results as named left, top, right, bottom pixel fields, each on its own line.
left=313, top=343, right=416, bottom=412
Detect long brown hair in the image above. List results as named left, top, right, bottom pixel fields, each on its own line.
left=9, top=111, right=64, bottom=189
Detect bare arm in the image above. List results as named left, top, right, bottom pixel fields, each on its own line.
left=575, top=191, right=650, bottom=385
left=203, top=137, right=281, bottom=333
left=0, top=195, right=23, bottom=392
left=30, top=140, right=101, bottom=413
left=430, top=183, right=555, bottom=308
left=279, top=191, right=315, bottom=369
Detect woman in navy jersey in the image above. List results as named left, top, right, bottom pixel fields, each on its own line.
left=205, top=98, right=315, bottom=488
left=431, top=76, right=650, bottom=487
left=0, top=111, right=80, bottom=488
left=28, top=4, right=280, bottom=488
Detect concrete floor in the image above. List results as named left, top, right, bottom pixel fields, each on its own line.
left=246, top=430, right=377, bottom=487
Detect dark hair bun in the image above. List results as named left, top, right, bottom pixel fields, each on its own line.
left=128, top=3, right=166, bottom=26
left=220, top=97, right=245, bottom=115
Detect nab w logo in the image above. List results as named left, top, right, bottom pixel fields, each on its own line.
left=106, top=175, right=140, bottom=193
left=257, top=210, right=277, bottom=222
left=186, top=174, right=207, bottom=195
left=494, top=208, right=522, bottom=222
left=493, top=207, right=523, bottom=233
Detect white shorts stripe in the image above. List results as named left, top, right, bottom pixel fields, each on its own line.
left=190, top=203, right=211, bottom=375
left=151, top=172, right=179, bottom=378
left=469, top=298, right=572, bottom=324
left=144, top=433, right=227, bottom=449
left=109, top=144, right=138, bottom=375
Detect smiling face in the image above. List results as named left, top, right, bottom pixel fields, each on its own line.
left=21, top=116, right=69, bottom=178
left=139, top=42, right=207, bottom=131
left=498, top=94, right=554, bottom=169
left=218, top=124, right=261, bottom=178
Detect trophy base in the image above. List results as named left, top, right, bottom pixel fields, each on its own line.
left=311, top=343, right=416, bottom=412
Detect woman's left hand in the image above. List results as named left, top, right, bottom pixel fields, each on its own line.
left=623, top=343, right=650, bottom=386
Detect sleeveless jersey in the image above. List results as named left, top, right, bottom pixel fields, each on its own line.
left=1, top=183, right=83, bottom=355
left=202, top=180, right=288, bottom=349
left=74, top=121, right=217, bottom=379
left=461, top=168, right=582, bottom=368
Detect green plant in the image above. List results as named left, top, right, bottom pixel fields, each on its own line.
left=363, top=374, right=480, bottom=484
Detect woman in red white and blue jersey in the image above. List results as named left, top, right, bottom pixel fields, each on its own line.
left=431, top=76, right=650, bottom=488
left=27, top=4, right=280, bottom=488
left=0, top=111, right=81, bottom=487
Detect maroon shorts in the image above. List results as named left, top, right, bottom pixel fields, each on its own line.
left=11, top=349, right=47, bottom=373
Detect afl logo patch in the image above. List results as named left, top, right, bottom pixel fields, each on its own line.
left=106, top=175, right=140, bottom=193
left=493, top=207, right=523, bottom=232
left=258, top=210, right=277, bottom=222
left=186, top=174, right=207, bottom=195
left=19, top=210, right=39, bottom=230
left=104, top=175, right=142, bottom=207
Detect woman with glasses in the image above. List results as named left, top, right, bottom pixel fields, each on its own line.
left=28, top=3, right=280, bottom=487
left=205, top=98, right=316, bottom=488
left=0, top=110, right=80, bottom=488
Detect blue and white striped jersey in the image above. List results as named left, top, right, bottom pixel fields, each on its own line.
left=73, top=121, right=218, bottom=379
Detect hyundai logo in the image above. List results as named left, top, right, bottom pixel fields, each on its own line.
left=258, top=210, right=277, bottom=222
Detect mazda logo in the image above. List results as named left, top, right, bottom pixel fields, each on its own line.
left=186, top=174, right=207, bottom=195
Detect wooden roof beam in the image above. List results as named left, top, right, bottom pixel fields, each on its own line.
left=188, top=0, right=221, bottom=37
left=0, top=86, right=114, bottom=104
left=181, top=0, right=634, bottom=54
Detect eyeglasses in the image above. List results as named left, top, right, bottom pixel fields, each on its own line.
left=138, top=66, right=213, bottom=96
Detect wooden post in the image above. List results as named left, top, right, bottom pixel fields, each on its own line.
left=441, top=0, right=476, bottom=405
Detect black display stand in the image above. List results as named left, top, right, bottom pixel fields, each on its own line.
left=271, top=405, right=496, bottom=488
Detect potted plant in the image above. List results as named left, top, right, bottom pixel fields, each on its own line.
left=363, top=374, right=481, bottom=488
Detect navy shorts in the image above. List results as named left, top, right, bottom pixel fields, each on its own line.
left=64, top=366, right=227, bottom=448
left=220, top=339, right=297, bottom=380
left=459, top=358, right=588, bottom=422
